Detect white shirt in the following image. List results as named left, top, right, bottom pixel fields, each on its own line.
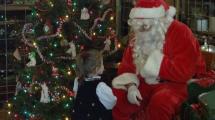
left=73, top=77, right=117, bottom=110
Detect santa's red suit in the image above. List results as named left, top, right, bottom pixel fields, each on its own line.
left=111, top=1, right=206, bottom=120
left=112, top=20, right=206, bottom=120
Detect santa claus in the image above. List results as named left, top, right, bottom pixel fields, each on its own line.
left=112, top=0, right=206, bottom=120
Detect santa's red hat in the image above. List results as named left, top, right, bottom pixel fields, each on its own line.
left=129, top=0, right=176, bottom=19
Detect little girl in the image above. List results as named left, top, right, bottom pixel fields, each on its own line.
left=72, top=49, right=117, bottom=120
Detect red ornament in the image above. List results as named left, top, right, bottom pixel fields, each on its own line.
left=52, top=66, right=59, bottom=77
left=67, top=0, right=72, bottom=6
left=68, top=91, right=75, bottom=97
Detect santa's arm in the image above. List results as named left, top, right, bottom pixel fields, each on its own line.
left=112, top=47, right=139, bottom=90
left=118, top=47, right=136, bottom=74
left=141, top=28, right=204, bottom=83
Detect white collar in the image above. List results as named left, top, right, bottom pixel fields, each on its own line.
left=85, top=75, right=101, bottom=81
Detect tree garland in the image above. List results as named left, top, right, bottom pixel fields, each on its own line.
left=72, top=21, right=92, bottom=40
left=21, top=21, right=63, bottom=63
left=90, top=8, right=113, bottom=34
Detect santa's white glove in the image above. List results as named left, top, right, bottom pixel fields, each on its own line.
left=127, top=85, right=142, bottom=106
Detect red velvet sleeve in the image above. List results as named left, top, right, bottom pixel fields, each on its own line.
left=159, top=27, right=205, bottom=83
left=117, top=47, right=136, bottom=75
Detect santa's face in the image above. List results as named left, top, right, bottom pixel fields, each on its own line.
left=129, top=18, right=166, bottom=54
left=128, top=19, right=152, bottom=33
left=128, top=18, right=166, bottom=74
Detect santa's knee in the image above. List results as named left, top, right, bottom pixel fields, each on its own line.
left=113, top=88, right=144, bottom=115
left=147, top=89, right=182, bottom=115
left=112, top=88, right=140, bottom=120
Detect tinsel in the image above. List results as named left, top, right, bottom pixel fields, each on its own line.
left=72, top=21, right=92, bottom=40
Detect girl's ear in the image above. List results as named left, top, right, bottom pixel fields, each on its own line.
left=96, top=64, right=104, bottom=75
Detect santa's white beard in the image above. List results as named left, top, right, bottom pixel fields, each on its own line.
left=132, top=20, right=168, bottom=74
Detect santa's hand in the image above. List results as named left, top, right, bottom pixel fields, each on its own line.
left=127, top=85, right=142, bottom=106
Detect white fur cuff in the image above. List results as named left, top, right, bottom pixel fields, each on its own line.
left=140, top=50, right=163, bottom=84
left=112, top=73, right=139, bottom=90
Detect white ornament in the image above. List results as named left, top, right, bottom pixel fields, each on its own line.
left=43, top=25, right=50, bottom=33
left=40, top=83, right=50, bottom=103
left=13, top=48, right=21, bottom=61
left=26, top=52, right=36, bottom=67
left=15, top=76, right=22, bottom=96
left=104, top=37, right=111, bottom=51
left=52, top=66, right=59, bottom=77
left=80, top=7, right=90, bottom=20
left=66, top=41, right=76, bottom=59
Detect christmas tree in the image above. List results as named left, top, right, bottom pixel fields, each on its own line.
left=7, top=0, right=118, bottom=119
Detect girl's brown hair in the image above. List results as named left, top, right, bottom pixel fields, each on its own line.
left=76, top=49, right=103, bottom=83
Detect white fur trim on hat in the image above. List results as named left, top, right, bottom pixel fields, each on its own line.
left=140, top=50, right=163, bottom=84
left=112, top=73, right=139, bottom=90
left=166, top=6, right=176, bottom=17
left=129, top=5, right=165, bottom=19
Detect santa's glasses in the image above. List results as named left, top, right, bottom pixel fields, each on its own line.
left=128, top=18, right=152, bottom=31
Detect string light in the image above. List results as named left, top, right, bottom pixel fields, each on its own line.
left=69, top=97, right=73, bottom=101
left=24, top=90, right=27, bottom=93
left=8, top=111, right=11, bottom=115
left=59, top=34, right=63, bottom=37
left=65, top=103, right=69, bottom=108
left=110, top=16, right=114, bottom=21
left=26, top=75, right=30, bottom=79
left=49, top=53, right=53, bottom=57
left=116, top=63, right=121, bottom=68
left=93, top=32, right=96, bottom=36
left=98, top=24, right=102, bottom=27
left=67, top=71, right=72, bottom=75
left=24, top=111, right=27, bottom=115
left=90, top=11, right=93, bottom=14
left=53, top=43, right=58, bottom=48
left=71, top=64, right=76, bottom=68
left=33, top=42, right=37, bottom=47
left=8, top=103, right=12, bottom=108
left=75, top=35, right=78, bottom=39
left=65, top=15, right=69, bottom=21
left=117, top=43, right=121, bottom=48
left=65, top=117, right=69, bottom=120
left=99, top=5, right=103, bottom=8
left=49, top=2, right=54, bottom=7
left=35, top=86, right=39, bottom=91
